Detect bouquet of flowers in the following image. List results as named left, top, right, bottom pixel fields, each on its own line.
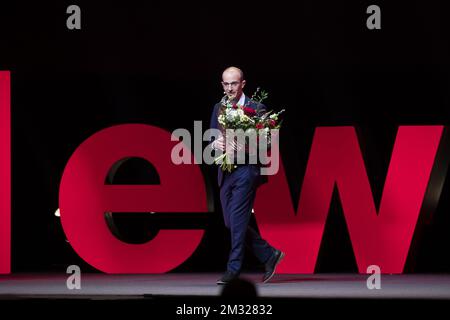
left=214, top=88, right=284, bottom=172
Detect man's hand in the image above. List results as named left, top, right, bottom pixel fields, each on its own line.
left=211, top=136, right=225, bottom=151
left=226, top=138, right=244, bottom=155
left=212, top=136, right=244, bottom=153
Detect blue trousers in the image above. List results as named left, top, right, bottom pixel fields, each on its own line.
left=219, top=165, right=275, bottom=273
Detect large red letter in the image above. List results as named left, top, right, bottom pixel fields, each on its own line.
left=255, top=126, right=443, bottom=273
left=0, top=71, right=11, bottom=274
left=59, top=124, right=208, bottom=273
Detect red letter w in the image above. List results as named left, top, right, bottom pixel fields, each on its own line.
left=0, top=71, right=11, bottom=274
left=254, top=126, right=444, bottom=273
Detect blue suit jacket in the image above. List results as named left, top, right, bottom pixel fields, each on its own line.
left=209, top=95, right=269, bottom=187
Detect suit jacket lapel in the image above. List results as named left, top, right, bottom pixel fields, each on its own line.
left=244, top=95, right=262, bottom=112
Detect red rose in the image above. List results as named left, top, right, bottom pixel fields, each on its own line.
left=243, top=107, right=256, bottom=116
left=232, top=103, right=238, bottom=109
left=268, top=119, right=277, bottom=127
left=256, top=123, right=264, bottom=129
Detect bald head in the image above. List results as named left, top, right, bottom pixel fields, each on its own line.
left=222, top=66, right=244, bottom=81
left=221, top=67, right=246, bottom=102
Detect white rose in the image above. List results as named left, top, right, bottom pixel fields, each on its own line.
left=227, top=109, right=238, bottom=121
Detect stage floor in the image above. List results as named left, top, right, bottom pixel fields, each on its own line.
left=1, top=273, right=450, bottom=300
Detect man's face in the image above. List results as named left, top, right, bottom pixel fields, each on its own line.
left=222, top=71, right=246, bottom=102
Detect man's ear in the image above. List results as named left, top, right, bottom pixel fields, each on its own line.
left=241, top=80, right=246, bottom=88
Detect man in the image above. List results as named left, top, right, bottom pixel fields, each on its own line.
left=209, top=66, right=284, bottom=285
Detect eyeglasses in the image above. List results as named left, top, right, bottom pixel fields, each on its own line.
left=221, top=81, right=241, bottom=88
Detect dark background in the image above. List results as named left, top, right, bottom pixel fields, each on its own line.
left=1, top=1, right=450, bottom=273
